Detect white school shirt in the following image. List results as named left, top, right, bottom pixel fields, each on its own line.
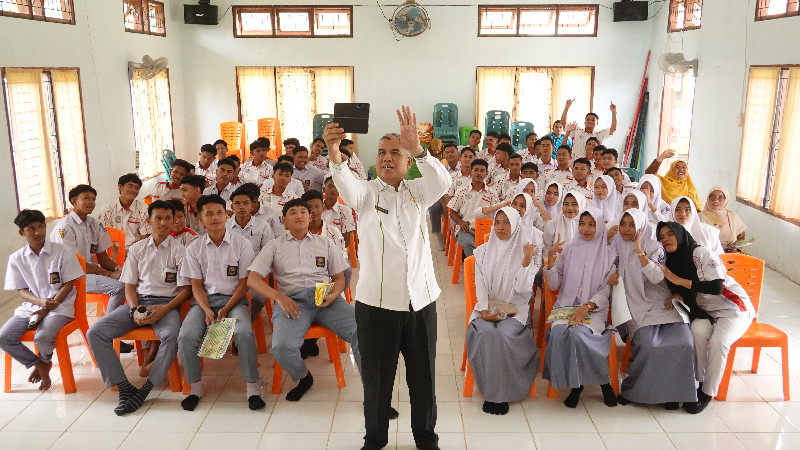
left=96, top=199, right=151, bottom=248
left=692, top=247, right=756, bottom=319
left=568, top=127, right=612, bottom=159
left=322, top=202, right=357, bottom=234
left=447, top=172, right=471, bottom=197
left=239, top=159, right=274, bottom=186
left=261, top=178, right=304, bottom=199
left=444, top=161, right=461, bottom=176
left=180, top=230, right=255, bottom=296
left=226, top=216, right=275, bottom=255
left=194, top=163, right=215, bottom=185
left=562, top=180, right=594, bottom=202
left=258, top=183, right=299, bottom=216
left=293, top=164, right=326, bottom=192
left=310, top=155, right=329, bottom=171
left=330, top=151, right=451, bottom=311
left=486, top=164, right=509, bottom=185
left=538, top=168, right=575, bottom=193
left=519, top=151, right=540, bottom=165
left=4, top=241, right=83, bottom=319
left=171, top=228, right=199, bottom=247
left=51, top=212, right=113, bottom=267
left=252, top=207, right=286, bottom=238
left=249, top=231, right=349, bottom=297
left=314, top=221, right=349, bottom=263
left=476, top=149, right=497, bottom=166
left=149, top=181, right=183, bottom=202
left=120, top=236, right=188, bottom=297
left=184, top=204, right=205, bottom=235
left=447, top=184, right=500, bottom=233
left=494, top=174, right=521, bottom=201
left=347, top=158, right=368, bottom=180
left=203, top=182, right=240, bottom=203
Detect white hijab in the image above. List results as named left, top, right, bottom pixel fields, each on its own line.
left=638, top=174, right=669, bottom=213
left=553, top=190, right=589, bottom=245
left=542, top=181, right=564, bottom=219
left=514, top=178, right=539, bottom=201
left=592, top=174, right=621, bottom=223
left=475, top=207, right=524, bottom=305
left=670, top=196, right=724, bottom=254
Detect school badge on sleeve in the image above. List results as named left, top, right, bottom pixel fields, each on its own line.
left=59, top=229, right=67, bottom=238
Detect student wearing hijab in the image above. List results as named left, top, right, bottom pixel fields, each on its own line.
left=644, top=149, right=703, bottom=210
left=592, top=175, right=621, bottom=223
left=700, top=186, right=747, bottom=252
left=607, top=190, right=652, bottom=243
left=656, top=222, right=755, bottom=414
left=542, top=182, right=565, bottom=224
left=670, top=196, right=724, bottom=255
left=638, top=174, right=671, bottom=224
left=543, top=207, right=618, bottom=408
left=609, top=210, right=696, bottom=409
left=543, top=190, right=588, bottom=256
left=467, top=207, right=541, bottom=416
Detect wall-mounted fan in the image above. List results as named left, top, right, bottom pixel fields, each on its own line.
left=391, top=0, right=430, bottom=38
left=658, top=53, right=698, bottom=76
left=128, top=55, right=169, bottom=80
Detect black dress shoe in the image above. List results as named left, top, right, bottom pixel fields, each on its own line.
left=119, top=342, right=134, bottom=353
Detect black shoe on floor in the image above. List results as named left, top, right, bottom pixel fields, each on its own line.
left=119, top=342, right=134, bottom=353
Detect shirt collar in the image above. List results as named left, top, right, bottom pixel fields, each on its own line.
left=285, top=230, right=311, bottom=242
left=69, top=210, right=85, bottom=224
left=376, top=177, right=408, bottom=193
left=23, top=241, right=51, bottom=257
left=202, top=229, right=232, bottom=246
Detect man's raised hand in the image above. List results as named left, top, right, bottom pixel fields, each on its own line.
left=323, top=123, right=347, bottom=164
left=396, top=105, right=423, bottom=157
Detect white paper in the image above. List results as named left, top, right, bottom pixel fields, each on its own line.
left=672, top=298, right=691, bottom=323
left=611, top=278, right=632, bottom=326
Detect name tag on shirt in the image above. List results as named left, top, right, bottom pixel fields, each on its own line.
left=227, top=265, right=239, bottom=277
left=316, top=257, right=326, bottom=268
left=49, top=272, right=61, bottom=284
left=376, top=205, right=388, bottom=214
left=90, top=244, right=98, bottom=254
left=165, top=271, right=177, bottom=283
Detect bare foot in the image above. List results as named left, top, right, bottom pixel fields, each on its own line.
left=36, top=360, right=52, bottom=391
left=28, top=366, right=41, bottom=384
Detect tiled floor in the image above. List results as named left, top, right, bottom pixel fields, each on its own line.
left=1, top=245, right=799, bottom=449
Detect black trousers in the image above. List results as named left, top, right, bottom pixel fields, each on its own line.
left=356, top=301, right=438, bottom=449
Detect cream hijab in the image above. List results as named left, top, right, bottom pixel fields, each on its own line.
left=700, top=185, right=747, bottom=247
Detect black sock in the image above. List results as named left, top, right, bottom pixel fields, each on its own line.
left=617, top=395, right=630, bottom=406
left=482, top=401, right=495, bottom=414
left=181, top=395, right=200, bottom=411
left=495, top=402, right=509, bottom=415
left=601, top=384, right=618, bottom=407
left=286, top=372, right=314, bottom=401
left=248, top=395, right=266, bottom=410
left=662, top=402, right=680, bottom=410
left=389, top=406, right=399, bottom=420
left=564, top=386, right=583, bottom=408
left=114, top=380, right=137, bottom=416
left=300, top=339, right=320, bottom=360
left=123, top=381, right=153, bottom=414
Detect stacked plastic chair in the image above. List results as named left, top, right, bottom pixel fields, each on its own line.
left=484, top=110, right=511, bottom=147
left=313, top=113, right=334, bottom=141
left=161, top=149, right=176, bottom=181
left=257, top=118, right=282, bottom=161
left=510, top=121, right=534, bottom=151
left=220, top=122, right=245, bottom=160
left=432, top=103, right=459, bottom=145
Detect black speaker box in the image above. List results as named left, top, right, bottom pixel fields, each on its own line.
left=613, top=1, right=649, bottom=22
left=184, top=4, right=218, bottom=25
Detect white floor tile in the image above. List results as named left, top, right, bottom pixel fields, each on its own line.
left=465, top=432, right=535, bottom=449
left=265, top=401, right=337, bottom=433
left=198, top=400, right=270, bottom=433
left=133, top=398, right=213, bottom=433
left=327, top=432, right=369, bottom=449
left=0, top=431, right=62, bottom=448
left=258, top=432, right=330, bottom=449
left=397, top=432, right=465, bottom=449
left=0, top=400, right=29, bottom=429
left=667, top=432, right=746, bottom=450
left=331, top=400, right=365, bottom=433
left=532, top=432, right=606, bottom=450
left=734, top=432, right=800, bottom=450
left=584, top=401, right=663, bottom=433
left=649, top=404, right=732, bottom=432
left=189, top=432, right=262, bottom=450
left=3, top=400, right=91, bottom=432
left=120, top=431, right=195, bottom=449
left=68, top=398, right=151, bottom=432
left=50, top=431, right=129, bottom=449
left=600, top=432, right=676, bottom=449
left=711, top=401, right=798, bottom=432
left=523, top=401, right=596, bottom=433
left=460, top=400, right=526, bottom=433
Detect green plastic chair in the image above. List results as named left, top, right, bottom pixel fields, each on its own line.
left=484, top=110, right=510, bottom=148
left=621, top=167, right=640, bottom=183
left=460, top=126, right=478, bottom=145
left=313, top=114, right=334, bottom=141
left=433, top=103, right=459, bottom=145
left=510, top=121, right=534, bottom=151
left=161, top=149, right=176, bottom=181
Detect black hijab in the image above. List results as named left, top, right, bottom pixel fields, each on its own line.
left=657, top=221, right=715, bottom=322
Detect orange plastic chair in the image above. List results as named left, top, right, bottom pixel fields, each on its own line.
left=112, top=327, right=183, bottom=392
left=451, top=240, right=463, bottom=284
left=442, top=211, right=451, bottom=254
left=220, top=122, right=245, bottom=161
left=620, top=340, right=633, bottom=373
left=716, top=254, right=790, bottom=401
left=347, top=233, right=358, bottom=269
left=4, top=255, right=90, bottom=394
left=257, top=118, right=282, bottom=161
left=272, top=324, right=346, bottom=394
left=446, top=217, right=457, bottom=267
left=461, top=256, right=535, bottom=398
left=87, top=227, right=126, bottom=316
left=474, top=218, right=492, bottom=247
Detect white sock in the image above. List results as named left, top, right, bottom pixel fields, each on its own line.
left=190, top=381, right=204, bottom=397
left=246, top=381, right=259, bottom=398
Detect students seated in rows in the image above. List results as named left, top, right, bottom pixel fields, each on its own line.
left=638, top=174, right=671, bottom=224
left=341, top=139, right=367, bottom=180
left=544, top=207, right=618, bottom=408
left=97, top=174, right=151, bottom=250
left=293, top=146, right=326, bottom=191
left=544, top=120, right=571, bottom=157
left=460, top=129, right=482, bottom=154
left=700, top=186, right=747, bottom=252
left=592, top=175, right=622, bottom=224
left=202, top=157, right=239, bottom=203
left=446, top=147, right=475, bottom=203
left=1, top=210, right=83, bottom=391
left=322, top=177, right=356, bottom=246
left=564, top=157, right=594, bottom=201
left=543, top=189, right=588, bottom=256
left=644, top=149, right=703, bottom=210
left=227, top=185, right=275, bottom=319
left=283, top=137, right=300, bottom=154
left=87, top=201, right=193, bottom=415
left=247, top=199, right=361, bottom=401
left=441, top=143, right=461, bottom=176
left=167, top=200, right=198, bottom=246
left=448, top=159, right=498, bottom=258
left=468, top=207, right=541, bottom=415
left=656, top=222, right=755, bottom=414
left=561, top=99, right=617, bottom=159
left=609, top=210, right=696, bottom=409
left=179, top=175, right=206, bottom=235
left=538, top=145, right=574, bottom=193
left=670, top=196, right=724, bottom=254
left=520, top=132, right=539, bottom=165
left=309, top=137, right=329, bottom=171
left=487, top=143, right=513, bottom=184
left=178, top=194, right=264, bottom=411
left=494, top=153, right=523, bottom=201
left=195, top=144, right=217, bottom=186
left=51, top=185, right=126, bottom=314
left=477, top=131, right=499, bottom=165
left=239, top=139, right=273, bottom=187
left=259, top=162, right=300, bottom=215
left=147, top=159, right=194, bottom=202
left=272, top=154, right=306, bottom=197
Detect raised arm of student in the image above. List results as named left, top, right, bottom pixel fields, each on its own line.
left=609, top=102, right=618, bottom=135
left=645, top=148, right=676, bottom=175
left=478, top=199, right=512, bottom=218
left=560, top=98, right=574, bottom=127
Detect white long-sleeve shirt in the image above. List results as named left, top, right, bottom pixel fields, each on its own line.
left=330, top=151, right=451, bottom=311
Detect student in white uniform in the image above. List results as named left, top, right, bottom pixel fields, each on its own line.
left=441, top=143, right=461, bottom=175
left=563, top=157, right=594, bottom=202
left=561, top=99, right=617, bottom=159
left=309, top=137, right=329, bottom=171
left=341, top=144, right=368, bottom=180
left=247, top=198, right=361, bottom=401
left=477, top=131, right=499, bottom=165
left=670, top=196, right=724, bottom=254
left=87, top=200, right=192, bottom=415
left=293, top=146, right=327, bottom=192
left=179, top=175, right=206, bottom=235
left=322, top=176, right=356, bottom=246
left=259, top=162, right=300, bottom=215
left=97, top=173, right=151, bottom=249
left=459, top=129, right=482, bottom=154
left=147, top=159, right=195, bottom=203
left=51, top=185, right=127, bottom=314
left=239, top=183, right=285, bottom=239
left=239, top=140, right=274, bottom=187
left=167, top=200, right=199, bottom=247
left=538, top=145, right=575, bottom=194
left=177, top=194, right=264, bottom=412
left=494, top=154, right=523, bottom=201
left=486, top=143, right=513, bottom=185
left=1, top=209, right=83, bottom=391
left=203, top=158, right=240, bottom=203
left=194, top=144, right=217, bottom=187
left=275, top=155, right=307, bottom=197
left=446, top=148, right=475, bottom=203
left=448, top=159, right=499, bottom=258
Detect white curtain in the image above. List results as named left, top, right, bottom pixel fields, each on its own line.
left=475, top=67, right=516, bottom=131
left=550, top=67, right=593, bottom=128
left=237, top=66, right=277, bottom=146
left=130, top=69, right=174, bottom=178
left=516, top=68, right=551, bottom=131
left=737, top=67, right=780, bottom=204
left=51, top=69, right=89, bottom=192
left=770, top=68, right=800, bottom=220
left=276, top=67, right=315, bottom=146
left=314, top=66, right=353, bottom=115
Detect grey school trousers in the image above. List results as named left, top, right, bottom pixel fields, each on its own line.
left=271, top=287, right=361, bottom=381
left=0, top=314, right=72, bottom=367
left=86, top=274, right=126, bottom=313
left=178, top=294, right=258, bottom=384
left=86, top=296, right=180, bottom=388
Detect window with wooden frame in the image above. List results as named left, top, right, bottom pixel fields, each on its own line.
left=657, top=70, right=697, bottom=174
left=233, top=5, right=352, bottom=37
left=0, top=0, right=75, bottom=24
left=755, top=0, right=799, bottom=20
left=2, top=68, right=89, bottom=218
left=668, top=0, right=702, bottom=31
left=129, top=68, right=174, bottom=179
left=123, top=0, right=166, bottom=36
left=478, top=4, right=598, bottom=37
left=737, top=66, right=800, bottom=223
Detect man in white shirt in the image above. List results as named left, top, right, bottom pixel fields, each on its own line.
left=292, top=146, right=326, bottom=192
left=446, top=148, right=475, bottom=201
left=429, top=142, right=461, bottom=249
left=97, top=173, right=151, bottom=249
left=239, top=140, right=274, bottom=187
left=194, top=144, right=217, bottom=187
left=448, top=159, right=499, bottom=258
left=476, top=131, right=499, bottom=166
left=561, top=99, right=617, bottom=158
left=309, top=137, right=329, bottom=171
left=519, top=132, right=539, bottom=165
left=203, top=158, right=240, bottom=203
left=563, top=157, right=594, bottom=202
left=487, top=143, right=513, bottom=184
left=495, top=153, right=523, bottom=201
left=323, top=106, right=451, bottom=450
left=87, top=200, right=192, bottom=415
left=538, top=145, right=575, bottom=193
left=275, top=154, right=307, bottom=196
left=442, top=143, right=461, bottom=176
left=341, top=139, right=368, bottom=180
left=259, top=162, right=300, bottom=216
left=458, top=129, right=482, bottom=154
left=147, top=159, right=194, bottom=203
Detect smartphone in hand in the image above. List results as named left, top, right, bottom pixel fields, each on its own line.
left=334, top=103, right=370, bottom=134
